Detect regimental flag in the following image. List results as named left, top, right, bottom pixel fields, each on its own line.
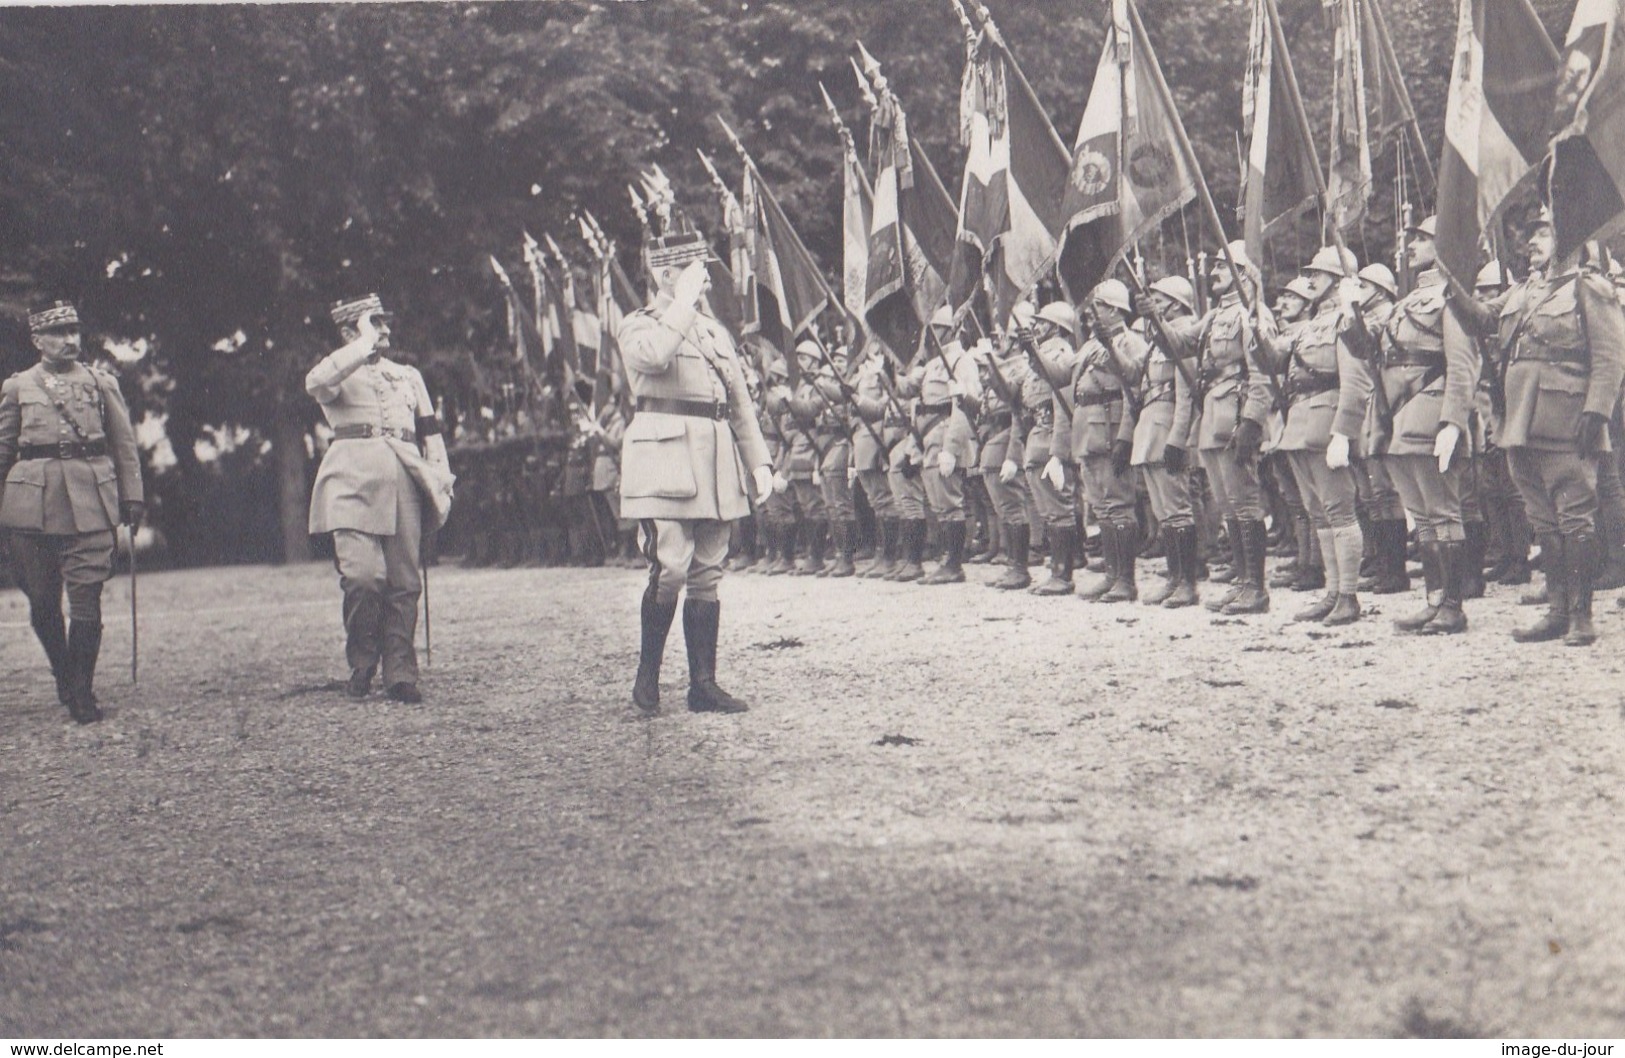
left=948, top=15, right=1072, bottom=324
left=1548, top=0, right=1625, bottom=258
left=827, top=95, right=875, bottom=350
left=1364, top=0, right=1425, bottom=164
left=1240, top=0, right=1321, bottom=265
left=741, top=161, right=832, bottom=382
left=1326, top=0, right=1375, bottom=234
left=1436, top=0, right=1560, bottom=283
left=492, top=255, right=552, bottom=387
left=1058, top=0, right=1199, bottom=300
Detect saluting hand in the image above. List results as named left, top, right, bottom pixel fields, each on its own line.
left=672, top=259, right=711, bottom=311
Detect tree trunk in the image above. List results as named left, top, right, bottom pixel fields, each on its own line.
left=273, top=407, right=313, bottom=564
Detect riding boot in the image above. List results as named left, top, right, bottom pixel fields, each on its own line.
left=765, top=521, right=797, bottom=576
left=1395, top=542, right=1442, bottom=632
left=65, top=621, right=104, bottom=724
left=1163, top=526, right=1200, bottom=608
left=1363, top=519, right=1410, bottom=594
left=1209, top=517, right=1242, bottom=585
left=1031, top=525, right=1075, bottom=595
left=864, top=518, right=899, bottom=579
left=1223, top=519, right=1272, bottom=614
left=1100, top=522, right=1139, bottom=603
left=1078, top=521, right=1119, bottom=601
left=1142, top=524, right=1179, bottom=606
left=1564, top=530, right=1599, bottom=646
left=890, top=519, right=926, bottom=582
left=993, top=523, right=1033, bottom=589
left=30, top=608, right=70, bottom=706
left=683, top=599, right=748, bottom=713
left=1420, top=539, right=1469, bottom=635
left=1513, top=534, right=1569, bottom=642
left=827, top=520, right=857, bottom=578
left=796, top=519, right=828, bottom=576
left=921, top=521, right=967, bottom=584
left=633, top=587, right=679, bottom=714
left=1460, top=520, right=1489, bottom=599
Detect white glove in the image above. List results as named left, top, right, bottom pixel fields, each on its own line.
left=671, top=258, right=710, bottom=311
left=846, top=465, right=858, bottom=485
left=811, top=467, right=823, bottom=487
left=999, top=459, right=1019, bottom=484
left=1336, top=276, right=1364, bottom=315
left=356, top=311, right=381, bottom=349
left=772, top=471, right=790, bottom=494
left=1326, top=432, right=1352, bottom=469
left=1435, top=423, right=1462, bottom=473
left=752, top=465, right=775, bottom=499
left=1043, top=456, right=1065, bottom=490
left=938, top=451, right=957, bottom=476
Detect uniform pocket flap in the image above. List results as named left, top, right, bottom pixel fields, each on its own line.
left=1536, top=369, right=1587, bottom=395
left=625, top=416, right=688, bottom=443
left=5, top=460, right=46, bottom=486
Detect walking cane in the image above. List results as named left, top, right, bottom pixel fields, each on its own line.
left=128, top=524, right=139, bottom=683
left=422, top=553, right=432, bottom=668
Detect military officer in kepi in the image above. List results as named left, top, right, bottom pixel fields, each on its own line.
left=307, top=294, right=455, bottom=703
left=0, top=301, right=144, bottom=723
left=619, top=229, right=773, bottom=716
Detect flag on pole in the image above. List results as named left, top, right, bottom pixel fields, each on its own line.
left=1548, top=0, right=1625, bottom=258
left=1057, top=0, right=1199, bottom=300
left=821, top=84, right=875, bottom=352
left=740, top=158, right=832, bottom=376
left=948, top=9, right=1071, bottom=324
left=1240, top=0, right=1321, bottom=264
left=1436, top=0, right=1560, bottom=282
left=1326, top=0, right=1375, bottom=234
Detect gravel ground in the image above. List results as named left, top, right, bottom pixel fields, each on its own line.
left=2, top=556, right=1622, bottom=1038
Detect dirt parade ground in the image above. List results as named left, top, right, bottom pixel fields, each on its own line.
left=2, top=556, right=1623, bottom=1039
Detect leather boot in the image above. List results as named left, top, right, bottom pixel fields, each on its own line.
left=993, top=523, right=1033, bottom=589
left=1360, top=520, right=1407, bottom=594
left=1564, top=530, right=1599, bottom=646
left=1357, top=510, right=1377, bottom=580
left=1032, top=525, right=1075, bottom=595
left=1395, top=542, right=1443, bottom=632
left=1223, top=519, right=1271, bottom=614
left=921, top=521, right=967, bottom=584
left=1142, top=524, right=1179, bottom=606
left=765, top=522, right=797, bottom=575
left=1163, top=526, right=1200, bottom=608
left=1078, top=521, right=1119, bottom=601
left=633, top=588, right=679, bottom=714
left=890, top=519, right=926, bottom=582
left=1100, top=522, right=1139, bottom=603
left=65, top=620, right=103, bottom=724
left=727, top=518, right=758, bottom=572
left=1209, top=518, right=1243, bottom=585
left=1421, top=539, right=1468, bottom=634
left=1513, top=535, right=1569, bottom=642
left=1460, top=521, right=1489, bottom=599
left=1286, top=515, right=1325, bottom=590
left=827, top=520, right=857, bottom=577
left=966, top=519, right=997, bottom=564
left=1323, top=592, right=1362, bottom=625
left=796, top=520, right=827, bottom=576
left=1294, top=590, right=1339, bottom=622
left=683, top=599, right=747, bottom=713
left=863, top=518, right=899, bottom=579
left=31, top=608, right=70, bottom=706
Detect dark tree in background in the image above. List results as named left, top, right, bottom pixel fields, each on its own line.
left=0, top=0, right=1581, bottom=566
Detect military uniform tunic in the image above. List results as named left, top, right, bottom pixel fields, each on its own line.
left=1019, top=336, right=1081, bottom=530
left=1069, top=330, right=1142, bottom=526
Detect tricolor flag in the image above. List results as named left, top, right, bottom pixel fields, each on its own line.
left=1057, top=0, right=1199, bottom=300
left=1240, top=0, right=1321, bottom=265
left=740, top=161, right=832, bottom=380
left=1436, top=0, right=1559, bottom=283
left=1548, top=0, right=1625, bottom=258
left=820, top=83, right=874, bottom=340
left=948, top=12, right=1071, bottom=324
left=1325, top=0, right=1375, bottom=234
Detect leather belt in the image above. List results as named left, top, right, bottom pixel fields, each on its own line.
left=333, top=424, right=417, bottom=443
left=982, top=410, right=1013, bottom=432
left=636, top=397, right=730, bottom=420
left=1076, top=390, right=1120, bottom=408
left=18, top=440, right=107, bottom=461
left=883, top=416, right=909, bottom=429
left=1512, top=346, right=1589, bottom=366
left=915, top=401, right=953, bottom=416
left=1385, top=351, right=1446, bottom=368
left=1285, top=370, right=1339, bottom=402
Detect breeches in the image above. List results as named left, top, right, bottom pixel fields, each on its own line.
left=1079, top=455, right=1136, bottom=525
left=1387, top=453, right=1465, bottom=541
left=857, top=468, right=896, bottom=519
left=1200, top=448, right=1264, bottom=522
left=1141, top=465, right=1193, bottom=528
left=921, top=466, right=966, bottom=522
left=1507, top=447, right=1598, bottom=537
left=1287, top=450, right=1358, bottom=531
left=1354, top=457, right=1405, bottom=521
left=333, top=468, right=424, bottom=686
left=1024, top=463, right=1077, bottom=529
left=788, top=478, right=827, bottom=521
left=984, top=466, right=1031, bottom=526
left=819, top=463, right=855, bottom=522
left=642, top=518, right=732, bottom=604
left=8, top=530, right=114, bottom=623
left=887, top=467, right=927, bottom=521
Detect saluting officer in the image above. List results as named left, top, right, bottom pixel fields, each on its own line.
left=0, top=301, right=144, bottom=723
left=910, top=306, right=983, bottom=585
left=618, top=233, right=773, bottom=713
left=974, top=327, right=1034, bottom=589
left=1073, top=280, right=1146, bottom=603
left=1472, top=210, right=1625, bottom=646
left=308, top=294, right=455, bottom=704
left=1019, top=301, right=1085, bottom=596
left=849, top=343, right=904, bottom=579
left=1132, top=276, right=1202, bottom=608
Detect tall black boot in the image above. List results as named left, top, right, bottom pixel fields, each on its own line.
left=864, top=518, right=899, bottom=579
left=1564, top=530, right=1599, bottom=646
left=65, top=621, right=104, bottom=724
left=890, top=519, right=926, bottom=582
left=795, top=519, right=828, bottom=576
left=1143, top=522, right=1179, bottom=605
left=766, top=521, right=797, bottom=576
left=1207, top=518, right=1246, bottom=610
left=922, top=521, right=967, bottom=584
left=1163, top=526, right=1200, bottom=608
left=1513, top=534, right=1569, bottom=642
left=31, top=608, right=70, bottom=706
left=1224, top=519, right=1272, bottom=614
left=1367, top=519, right=1411, bottom=594
left=1079, top=521, right=1119, bottom=601
left=342, top=585, right=384, bottom=697
left=633, top=587, right=679, bottom=714
left=1101, top=522, right=1139, bottom=602
left=827, top=520, right=857, bottom=578
left=1395, top=542, right=1442, bottom=633
left=993, top=524, right=1033, bottom=589
left=1421, top=539, right=1469, bottom=634
left=1461, top=520, right=1489, bottom=599
left=684, top=599, right=748, bottom=713
left=1032, top=525, right=1075, bottom=595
